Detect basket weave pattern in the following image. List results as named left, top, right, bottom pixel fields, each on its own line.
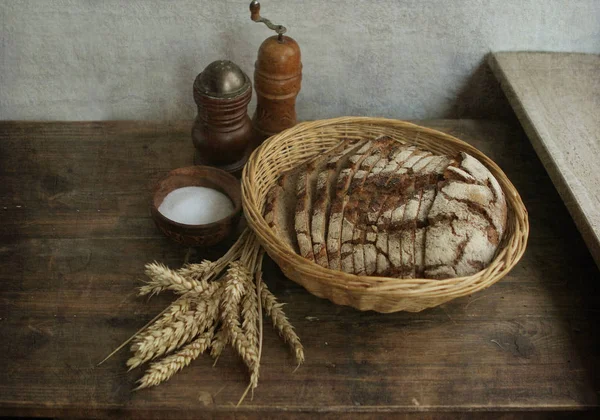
left=242, top=117, right=529, bottom=312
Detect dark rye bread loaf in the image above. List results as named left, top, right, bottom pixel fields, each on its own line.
left=264, top=138, right=508, bottom=280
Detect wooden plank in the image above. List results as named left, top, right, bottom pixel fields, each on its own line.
left=489, top=52, right=600, bottom=269
left=0, top=121, right=599, bottom=418
left=0, top=121, right=195, bottom=239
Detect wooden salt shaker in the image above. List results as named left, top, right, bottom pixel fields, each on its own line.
left=192, top=60, right=253, bottom=174
left=249, top=1, right=302, bottom=143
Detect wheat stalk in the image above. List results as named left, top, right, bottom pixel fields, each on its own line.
left=178, top=229, right=250, bottom=282
left=261, top=283, right=305, bottom=366
left=132, top=283, right=216, bottom=346
left=134, top=328, right=215, bottom=390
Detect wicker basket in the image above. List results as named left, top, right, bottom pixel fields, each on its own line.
left=242, top=117, right=529, bottom=312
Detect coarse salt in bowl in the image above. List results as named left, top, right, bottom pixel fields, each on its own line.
left=158, top=186, right=235, bottom=225
left=151, top=166, right=242, bottom=247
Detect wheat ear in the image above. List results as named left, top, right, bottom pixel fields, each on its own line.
left=140, top=262, right=215, bottom=296
left=129, top=283, right=223, bottom=369
left=233, top=242, right=263, bottom=406
left=240, top=271, right=260, bottom=390
left=209, top=327, right=228, bottom=363
left=97, top=299, right=179, bottom=366
left=261, top=283, right=304, bottom=366
left=237, top=249, right=265, bottom=405
left=128, top=305, right=202, bottom=369
left=132, top=283, right=217, bottom=346
left=193, top=284, right=222, bottom=333
left=134, top=329, right=214, bottom=390
left=139, top=295, right=194, bottom=336
left=221, top=263, right=258, bottom=374
left=119, top=294, right=193, bottom=368
left=177, top=260, right=215, bottom=281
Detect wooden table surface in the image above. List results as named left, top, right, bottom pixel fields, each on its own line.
left=1, top=120, right=599, bottom=419
left=489, top=52, right=600, bottom=270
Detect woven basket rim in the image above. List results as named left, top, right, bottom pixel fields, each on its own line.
left=242, top=116, right=529, bottom=300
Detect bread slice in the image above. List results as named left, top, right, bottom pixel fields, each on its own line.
left=294, top=169, right=314, bottom=259
left=385, top=150, right=433, bottom=277
left=327, top=140, right=377, bottom=271
left=367, top=145, right=417, bottom=226
left=372, top=147, right=425, bottom=275
left=374, top=196, right=393, bottom=274
left=378, top=146, right=417, bottom=181
left=412, top=155, right=455, bottom=277
left=387, top=200, right=406, bottom=273
left=311, top=139, right=366, bottom=267
left=263, top=168, right=302, bottom=253
left=295, top=141, right=359, bottom=262
left=341, top=138, right=396, bottom=273
left=358, top=142, right=409, bottom=275
left=264, top=144, right=346, bottom=253
left=414, top=188, right=436, bottom=277
left=397, top=191, right=421, bottom=278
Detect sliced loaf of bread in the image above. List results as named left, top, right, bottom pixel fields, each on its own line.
left=266, top=137, right=508, bottom=281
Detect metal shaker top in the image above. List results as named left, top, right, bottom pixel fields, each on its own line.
left=194, top=60, right=251, bottom=99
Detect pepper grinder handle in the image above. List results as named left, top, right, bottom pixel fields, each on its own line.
left=250, top=1, right=287, bottom=41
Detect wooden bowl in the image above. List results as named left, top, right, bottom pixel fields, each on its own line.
left=151, top=166, right=242, bottom=247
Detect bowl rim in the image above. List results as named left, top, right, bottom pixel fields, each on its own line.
left=152, top=165, right=242, bottom=229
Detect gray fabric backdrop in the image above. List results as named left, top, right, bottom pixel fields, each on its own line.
left=1, top=0, right=599, bottom=121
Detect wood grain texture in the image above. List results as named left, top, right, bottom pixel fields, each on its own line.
left=1, top=120, right=599, bottom=418
left=489, top=52, right=600, bottom=269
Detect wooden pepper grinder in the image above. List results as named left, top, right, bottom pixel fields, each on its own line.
left=192, top=60, right=253, bottom=174
left=249, top=0, right=302, bottom=143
